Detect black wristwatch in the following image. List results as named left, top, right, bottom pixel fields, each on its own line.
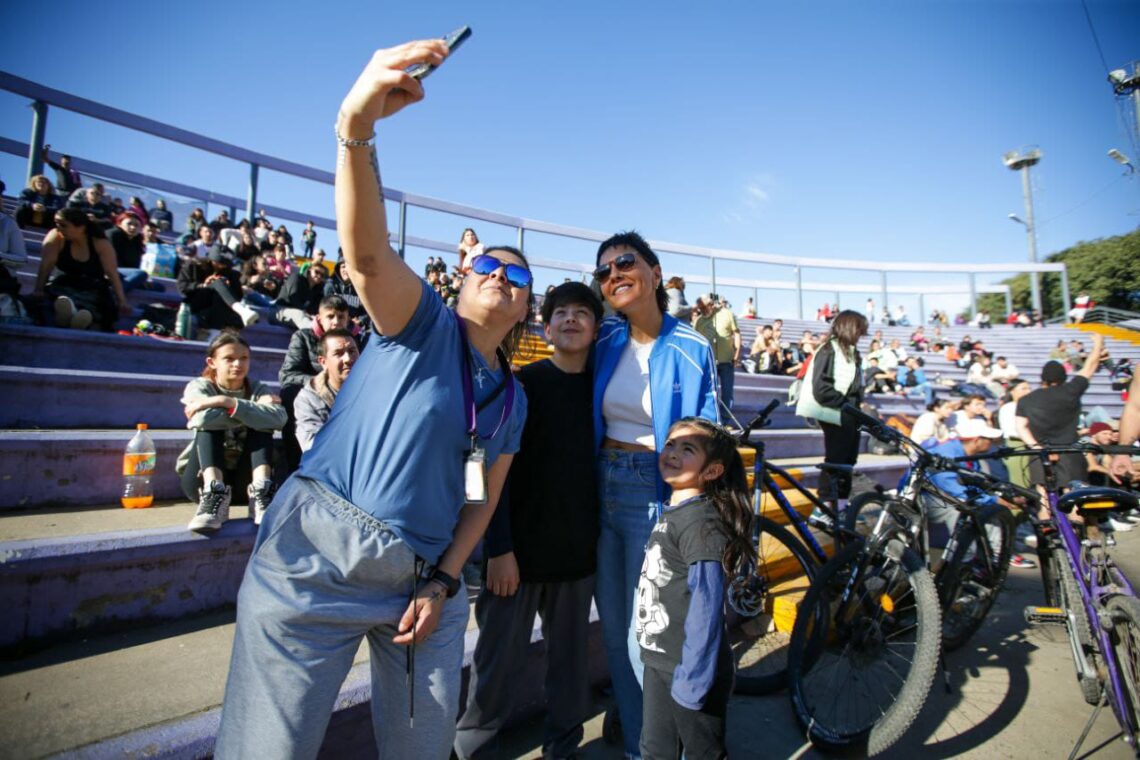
left=429, top=568, right=461, bottom=598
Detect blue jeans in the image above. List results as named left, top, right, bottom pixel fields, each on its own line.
left=905, top=382, right=935, bottom=406
left=117, top=267, right=148, bottom=292
left=596, top=449, right=659, bottom=759
left=716, top=362, right=734, bottom=420
left=243, top=291, right=275, bottom=308
left=215, top=476, right=470, bottom=760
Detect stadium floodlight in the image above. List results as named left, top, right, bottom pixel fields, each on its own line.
left=1108, top=148, right=1135, bottom=173
left=1008, top=213, right=1026, bottom=225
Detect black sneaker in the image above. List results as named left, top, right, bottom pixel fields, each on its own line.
left=247, top=481, right=277, bottom=526
left=188, top=482, right=231, bottom=532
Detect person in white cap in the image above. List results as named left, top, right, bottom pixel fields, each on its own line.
left=915, top=416, right=1032, bottom=568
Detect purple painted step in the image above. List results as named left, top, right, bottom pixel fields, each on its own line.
left=0, top=366, right=280, bottom=429
left=0, top=323, right=285, bottom=379
left=0, top=430, right=191, bottom=509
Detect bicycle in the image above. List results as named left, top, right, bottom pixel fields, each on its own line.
left=962, top=442, right=1140, bottom=757
left=725, top=399, right=860, bottom=695
left=785, top=403, right=1026, bottom=755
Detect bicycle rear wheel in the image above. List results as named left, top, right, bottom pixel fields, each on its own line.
left=788, top=538, right=941, bottom=756
left=940, top=508, right=1014, bottom=651
left=1106, top=594, right=1140, bottom=741
left=730, top=515, right=818, bottom=696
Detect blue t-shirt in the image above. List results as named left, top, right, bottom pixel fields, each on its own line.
left=298, top=280, right=527, bottom=564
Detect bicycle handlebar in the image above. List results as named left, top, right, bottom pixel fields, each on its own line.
left=956, top=443, right=1138, bottom=462
left=735, top=399, right=782, bottom=445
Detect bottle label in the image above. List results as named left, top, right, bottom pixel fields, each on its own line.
left=124, top=453, right=156, bottom=476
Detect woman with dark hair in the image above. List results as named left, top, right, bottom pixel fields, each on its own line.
left=106, top=211, right=151, bottom=292
left=32, top=207, right=130, bottom=330
left=795, top=309, right=868, bottom=519
left=591, top=229, right=720, bottom=758
left=185, top=207, right=206, bottom=238
left=215, top=37, right=532, bottom=760
left=177, top=330, right=286, bottom=531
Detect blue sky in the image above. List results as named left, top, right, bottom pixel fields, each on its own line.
left=2, top=0, right=1138, bottom=319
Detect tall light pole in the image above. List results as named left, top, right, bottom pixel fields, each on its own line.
left=1003, top=147, right=1042, bottom=315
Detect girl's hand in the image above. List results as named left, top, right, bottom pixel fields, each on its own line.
left=392, top=582, right=446, bottom=645
left=337, top=39, right=449, bottom=134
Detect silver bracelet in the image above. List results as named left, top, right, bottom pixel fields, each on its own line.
left=334, top=123, right=375, bottom=147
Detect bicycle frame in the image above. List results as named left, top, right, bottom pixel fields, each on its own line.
left=750, top=436, right=832, bottom=564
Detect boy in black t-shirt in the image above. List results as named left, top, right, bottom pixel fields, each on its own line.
left=455, top=283, right=603, bottom=760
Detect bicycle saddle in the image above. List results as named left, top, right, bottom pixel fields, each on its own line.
left=1057, top=486, right=1139, bottom=516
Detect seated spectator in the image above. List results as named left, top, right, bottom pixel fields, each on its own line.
left=911, top=398, right=956, bottom=447
left=184, top=207, right=207, bottom=239
left=897, top=355, right=935, bottom=405
left=109, top=197, right=126, bottom=218
left=1048, top=339, right=1069, bottom=363
left=177, top=331, right=286, bottom=531
left=274, top=262, right=329, bottom=330
left=253, top=216, right=271, bottom=244
left=1085, top=422, right=1124, bottom=488
left=149, top=198, right=173, bottom=231
left=324, top=255, right=369, bottom=334
left=1, top=181, right=29, bottom=276
left=990, top=356, right=1020, bottom=385
left=232, top=228, right=261, bottom=262
left=457, top=227, right=484, bottom=271
left=106, top=211, right=152, bottom=292
left=240, top=254, right=281, bottom=306
left=275, top=224, right=293, bottom=253
left=33, top=207, right=129, bottom=330
left=300, top=248, right=326, bottom=276
left=67, top=185, right=114, bottom=228
left=867, top=338, right=899, bottom=371
left=1067, top=340, right=1087, bottom=368
left=742, top=296, right=757, bottom=318
left=863, top=356, right=900, bottom=394
left=278, top=296, right=359, bottom=468
left=966, top=355, right=1003, bottom=399
left=294, top=327, right=360, bottom=453
left=177, top=245, right=259, bottom=330
left=209, top=210, right=234, bottom=236
left=797, top=330, right=818, bottom=361
left=188, top=224, right=220, bottom=259
left=264, top=242, right=294, bottom=280
left=889, top=337, right=908, bottom=362
left=127, top=197, right=149, bottom=226
left=141, top=223, right=161, bottom=245
left=664, top=276, right=693, bottom=321
left=894, top=303, right=910, bottom=327
left=910, top=326, right=929, bottom=352
left=41, top=145, right=82, bottom=194
left=1069, top=293, right=1094, bottom=324
left=779, top=347, right=802, bottom=376
left=949, top=393, right=994, bottom=433
left=16, top=174, right=62, bottom=229
left=977, top=309, right=992, bottom=329
left=744, top=323, right=775, bottom=373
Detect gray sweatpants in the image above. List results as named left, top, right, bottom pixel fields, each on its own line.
left=454, top=575, right=595, bottom=759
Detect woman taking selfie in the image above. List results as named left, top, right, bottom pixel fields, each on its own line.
left=215, top=38, right=531, bottom=759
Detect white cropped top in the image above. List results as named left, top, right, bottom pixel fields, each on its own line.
left=601, top=336, right=656, bottom=447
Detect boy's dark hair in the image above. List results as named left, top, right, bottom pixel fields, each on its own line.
left=319, top=295, right=348, bottom=313
left=540, top=281, right=603, bottom=325
left=965, top=393, right=987, bottom=405
left=595, top=230, right=668, bottom=314
left=319, top=327, right=355, bottom=355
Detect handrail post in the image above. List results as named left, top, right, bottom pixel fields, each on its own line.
left=710, top=256, right=717, bottom=296
left=880, top=269, right=888, bottom=311
left=245, top=163, right=259, bottom=228
left=26, top=100, right=48, bottom=184
left=397, top=200, right=407, bottom=260
left=1004, top=287, right=1012, bottom=317
left=918, top=293, right=925, bottom=326
left=517, top=226, right=524, bottom=253
left=795, top=266, right=803, bottom=320
left=1059, top=265, right=1071, bottom=318
left=968, top=273, right=977, bottom=318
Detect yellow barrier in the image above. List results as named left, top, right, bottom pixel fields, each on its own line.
left=1066, top=322, right=1140, bottom=346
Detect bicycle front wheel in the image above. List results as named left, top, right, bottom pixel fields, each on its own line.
left=940, top=508, right=1015, bottom=651
left=731, top=515, right=818, bottom=696
left=788, top=538, right=941, bottom=756
left=1106, top=594, right=1140, bottom=741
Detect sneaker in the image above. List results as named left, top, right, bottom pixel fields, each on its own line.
left=70, top=309, right=93, bottom=330
left=188, top=481, right=231, bottom=532
left=232, top=301, right=260, bottom=327
left=53, top=296, right=76, bottom=327
left=1010, top=554, right=1037, bottom=570
left=247, top=480, right=277, bottom=526
left=1108, top=517, right=1135, bottom=532
left=808, top=507, right=835, bottom=530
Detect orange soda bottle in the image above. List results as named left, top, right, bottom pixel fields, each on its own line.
left=122, top=423, right=156, bottom=508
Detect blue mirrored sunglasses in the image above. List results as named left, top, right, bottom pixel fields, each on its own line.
left=470, top=254, right=532, bottom=289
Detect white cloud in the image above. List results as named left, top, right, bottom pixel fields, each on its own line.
left=721, top=175, right=776, bottom=223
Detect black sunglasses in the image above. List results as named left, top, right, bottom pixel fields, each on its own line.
left=470, top=254, right=533, bottom=289
left=593, top=252, right=638, bottom=283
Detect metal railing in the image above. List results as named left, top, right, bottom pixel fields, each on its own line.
left=1, top=70, right=1070, bottom=319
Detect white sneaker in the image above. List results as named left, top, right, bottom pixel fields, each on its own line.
left=54, top=296, right=76, bottom=327
left=247, top=480, right=277, bottom=526
left=1108, top=517, right=1134, bottom=532
left=188, top=482, right=231, bottom=532
left=70, top=309, right=93, bottom=330
left=232, top=302, right=260, bottom=327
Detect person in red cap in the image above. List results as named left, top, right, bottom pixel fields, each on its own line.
left=106, top=210, right=152, bottom=292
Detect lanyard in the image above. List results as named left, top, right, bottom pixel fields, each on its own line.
left=455, top=314, right=515, bottom=443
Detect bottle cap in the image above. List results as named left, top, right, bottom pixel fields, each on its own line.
left=137, top=423, right=148, bottom=430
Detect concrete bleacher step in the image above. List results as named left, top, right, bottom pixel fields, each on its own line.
left=0, top=323, right=286, bottom=379
left=0, top=456, right=907, bottom=648
left=0, top=598, right=607, bottom=759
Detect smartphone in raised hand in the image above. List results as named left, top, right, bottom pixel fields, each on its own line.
left=407, top=26, right=471, bottom=81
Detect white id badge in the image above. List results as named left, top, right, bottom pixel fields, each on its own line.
left=464, top=446, right=488, bottom=504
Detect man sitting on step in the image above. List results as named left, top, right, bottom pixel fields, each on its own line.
left=294, top=327, right=360, bottom=453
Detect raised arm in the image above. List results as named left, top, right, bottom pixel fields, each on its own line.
left=334, top=39, right=449, bottom=336
left=1078, top=333, right=1105, bottom=381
